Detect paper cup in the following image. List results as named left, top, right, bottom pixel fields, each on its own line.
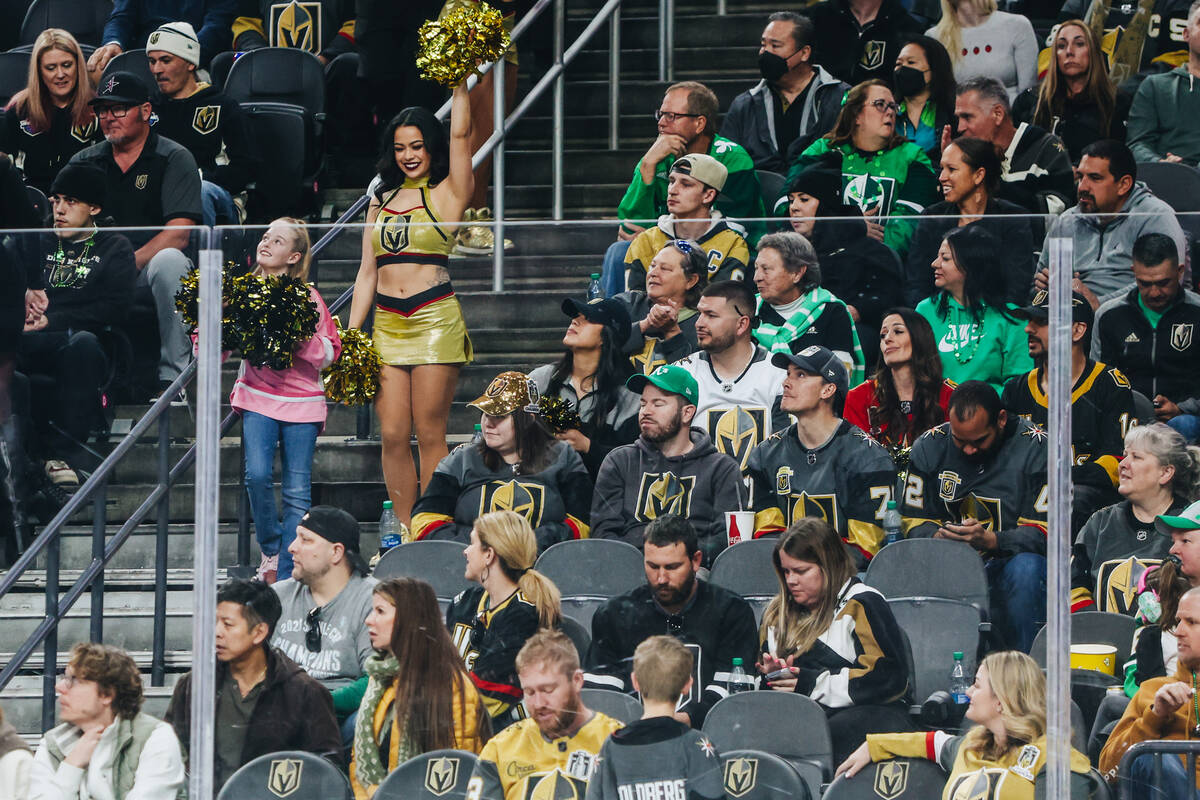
left=1070, top=644, right=1118, bottom=675
left=725, top=511, right=755, bottom=546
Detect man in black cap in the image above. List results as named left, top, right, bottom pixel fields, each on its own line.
left=270, top=506, right=377, bottom=743
left=69, top=71, right=203, bottom=402
left=21, top=163, right=137, bottom=486
left=1002, top=290, right=1135, bottom=536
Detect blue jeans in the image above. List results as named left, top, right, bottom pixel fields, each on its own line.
left=985, top=552, right=1047, bottom=652
left=201, top=180, right=237, bottom=227
left=1128, top=752, right=1200, bottom=799
left=601, top=240, right=631, bottom=297
left=242, top=410, right=320, bottom=581
left=1168, top=414, right=1200, bottom=444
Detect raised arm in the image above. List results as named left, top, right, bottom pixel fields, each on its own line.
left=444, top=81, right=475, bottom=220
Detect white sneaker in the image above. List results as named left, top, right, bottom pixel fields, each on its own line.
left=44, top=460, right=79, bottom=487
left=256, top=553, right=279, bottom=584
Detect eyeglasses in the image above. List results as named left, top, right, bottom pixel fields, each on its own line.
left=304, top=606, right=322, bottom=653
left=95, top=104, right=134, bottom=119
left=57, top=671, right=84, bottom=688
left=867, top=99, right=901, bottom=115
left=654, top=110, right=702, bottom=123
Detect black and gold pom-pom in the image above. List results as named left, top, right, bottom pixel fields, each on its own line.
left=323, top=322, right=382, bottom=406
left=416, top=2, right=511, bottom=87
left=538, top=395, right=583, bottom=433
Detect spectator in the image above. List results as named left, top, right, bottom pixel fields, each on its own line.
left=916, top=225, right=1032, bottom=393
left=232, top=219, right=340, bottom=583
left=0, top=706, right=30, bottom=799
left=784, top=159, right=903, bottom=356
left=1100, top=585, right=1200, bottom=794
left=470, top=629, right=623, bottom=799
left=902, top=381, right=1050, bottom=651
left=622, top=155, right=751, bottom=295
left=411, top=371, right=592, bottom=548
left=0, top=29, right=100, bottom=195
left=928, top=0, right=1038, bottom=100
left=347, top=86, right=474, bottom=528
left=590, top=366, right=745, bottom=567
left=1056, top=0, right=1192, bottom=71
left=1072, top=425, right=1200, bottom=612
left=1092, top=234, right=1200, bottom=442
left=353, top=577, right=489, bottom=798
left=838, top=651, right=1092, bottom=795
left=1004, top=290, right=1134, bottom=533
left=1127, top=1, right=1200, bottom=166
left=758, top=519, right=914, bottom=764
left=614, top=239, right=708, bottom=375
left=148, top=22, right=255, bottom=227
left=721, top=12, right=850, bottom=173
left=448, top=511, right=562, bottom=730
left=88, top=0, right=237, bottom=77
left=585, top=636, right=725, bottom=800
left=803, top=0, right=924, bottom=85
left=21, top=164, right=136, bottom=487
left=1012, top=20, right=1129, bottom=164
left=752, top=231, right=863, bottom=380
left=893, top=35, right=957, bottom=164
left=1034, top=140, right=1188, bottom=309
left=947, top=76, right=1076, bottom=212
left=165, top=579, right=342, bottom=787
left=270, top=506, right=377, bottom=733
left=785, top=80, right=939, bottom=255
left=747, top=346, right=898, bottom=565
left=31, top=643, right=185, bottom=800
left=69, top=72, right=203, bottom=401
left=529, top=298, right=639, bottom=479
left=844, top=308, right=955, bottom=452
left=904, top=136, right=1035, bottom=307
left=585, top=516, right=759, bottom=727
left=673, top=281, right=788, bottom=477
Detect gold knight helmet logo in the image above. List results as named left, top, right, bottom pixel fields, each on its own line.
left=266, top=758, right=303, bottom=797
left=526, top=769, right=584, bottom=800
left=192, top=105, right=221, bottom=134
left=381, top=215, right=410, bottom=254
left=723, top=757, right=758, bottom=798
left=637, top=471, right=695, bottom=521
left=424, top=757, right=460, bottom=797
left=1096, top=556, right=1161, bottom=615
left=481, top=480, right=545, bottom=526
left=710, top=407, right=765, bottom=470
left=873, top=761, right=908, bottom=799
left=271, top=1, right=323, bottom=53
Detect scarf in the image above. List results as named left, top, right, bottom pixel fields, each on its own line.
left=353, top=652, right=415, bottom=789
left=754, top=287, right=865, bottom=383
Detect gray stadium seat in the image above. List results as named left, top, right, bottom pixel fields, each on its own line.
left=223, top=47, right=325, bottom=117
left=756, top=170, right=786, bottom=214
left=1130, top=391, right=1156, bottom=426
left=822, top=757, right=948, bottom=800
left=887, top=597, right=985, bottom=704
left=534, top=539, right=644, bottom=598
left=580, top=688, right=643, bottom=724
left=560, top=615, right=590, bottom=662
left=20, top=0, right=112, bottom=47
left=374, top=750, right=479, bottom=800
left=1086, top=767, right=1114, bottom=800
left=1136, top=161, right=1200, bottom=267
left=703, top=691, right=834, bottom=780
left=865, top=539, right=989, bottom=614
left=721, top=749, right=815, bottom=800
left=1030, top=611, right=1138, bottom=673
left=100, top=50, right=154, bottom=95
left=239, top=101, right=315, bottom=219
left=709, top=538, right=779, bottom=599
left=561, top=596, right=607, bottom=630
left=216, top=751, right=351, bottom=800
left=373, top=540, right=473, bottom=601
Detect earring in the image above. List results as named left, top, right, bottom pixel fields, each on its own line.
left=481, top=565, right=490, bottom=584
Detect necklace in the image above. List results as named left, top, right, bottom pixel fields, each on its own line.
left=50, top=230, right=97, bottom=288
left=1193, top=671, right=1199, bottom=735
left=948, top=302, right=982, bottom=365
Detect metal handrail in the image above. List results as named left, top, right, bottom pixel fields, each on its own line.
left=1116, top=740, right=1200, bottom=799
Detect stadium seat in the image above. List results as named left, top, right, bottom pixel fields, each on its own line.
left=709, top=538, right=779, bottom=599
left=223, top=47, right=325, bottom=117
left=822, top=757, right=948, bottom=800
left=1086, top=768, right=1113, bottom=800
left=720, top=749, right=815, bottom=800
left=755, top=170, right=786, bottom=215
left=534, top=539, right=644, bottom=597
left=0, top=51, right=29, bottom=108
left=865, top=539, right=989, bottom=614
left=561, top=596, right=607, bottom=631
left=373, top=540, right=474, bottom=602
left=580, top=688, right=643, bottom=724
left=374, top=750, right=479, bottom=800
left=1030, top=611, right=1138, bottom=674
left=1137, top=161, right=1200, bottom=268
left=216, top=751, right=351, bottom=800
left=100, top=50, right=153, bottom=94
left=560, top=614, right=590, bottom=661
left=703, top=692, right=834, bottom=781
left=887, top=597, right=985, bottom=704
left=1130, top=391, right=1156, bottom=426
left=25, top=185, right=48, bottom=227
left=239, top=101, right=318, bottom=220
left=20, top=0, right=112, bottom=47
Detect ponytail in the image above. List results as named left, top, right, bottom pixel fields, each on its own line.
left=517, top=570, right=562, bottom=629
left=1149, top=558, right=1192, bottom=633
left=474, top=510, right=564, bottom=629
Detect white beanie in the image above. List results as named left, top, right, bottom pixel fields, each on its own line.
left=146, top=21, right=200, bottom=67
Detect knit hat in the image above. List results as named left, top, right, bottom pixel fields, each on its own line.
left=785, top=152, right=855, bottom=217
left=50, top=163, right=106, bottom=208
left=146, top=21, right=201, bottom=66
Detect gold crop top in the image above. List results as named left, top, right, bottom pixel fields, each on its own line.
left=372, top=181, right=453, bottom=267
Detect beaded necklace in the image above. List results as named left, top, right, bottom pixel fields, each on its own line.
left=49, top=229, right=97, bottom=288
left=947, top=300, right=982, bottom=365
left=1193, top=670, right=1199, bottom=735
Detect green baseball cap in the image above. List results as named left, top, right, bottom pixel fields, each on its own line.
left=626, top=364, right=699, bottom=406
left=1156, top=499, right=1200, bottom=536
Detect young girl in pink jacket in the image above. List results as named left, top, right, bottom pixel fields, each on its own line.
left=232, top=218, right=342, bottom=583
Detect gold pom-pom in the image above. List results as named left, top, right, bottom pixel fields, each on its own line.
left=538, top=395, right=583, bottom=434
left=323, top=322, right=383, bottom=405
left=416, top=1, right=511, bottom=87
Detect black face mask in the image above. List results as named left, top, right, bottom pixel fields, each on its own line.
left=892, top=65, right=927, bottom=99
left=759, top=50, right=796, bottom=83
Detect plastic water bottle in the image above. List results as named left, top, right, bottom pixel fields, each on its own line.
left=949, top=651, right=970, bottom=708
left=472, top=424, right=483, bottom=444
left=883, top=500, right=902, bottom=547
left=378, top=500, right=401, bottom=556
left=727, top=658, right=755, bottom=694
left=587, top=272, right=604, bottom=301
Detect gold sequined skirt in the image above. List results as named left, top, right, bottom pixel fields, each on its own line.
left=374, top=287, right=473, bottom=366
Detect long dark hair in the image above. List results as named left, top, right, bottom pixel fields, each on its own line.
left=825, top=80, right=907, bottom=150
left=870, top=308, right=947, bottom=446
left=935, top=226, right=1015, bottom=324
left=374, top=107, right=450, bottom=199
left=1145, top=558, right=1192, bottom=638
left=898, top=35, right=956, bottom=118
left=546, top=325, right=633, bottom=434
left=1033, top=20, right=1117, bottom=141
left=374, top=578, right=492, bottom=752
left=478, top=410, right=558, bottom=474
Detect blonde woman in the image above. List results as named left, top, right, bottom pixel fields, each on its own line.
left=445, top=510, right=562, bottom=731
left=928, top=0, right=1038, bottom=100
left=0, top=29, right=99, bottom=193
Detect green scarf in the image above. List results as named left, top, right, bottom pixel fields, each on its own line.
left=353, top=653, right=415, bottom=789
left=754, top=287, right=865, bottom=383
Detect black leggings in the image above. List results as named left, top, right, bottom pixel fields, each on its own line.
left=826, top=703, right=915, bottom=766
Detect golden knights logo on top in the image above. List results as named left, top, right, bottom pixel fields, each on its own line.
left=636, top=472, right=695, bottom=521
left=873, top=760, right=908, bottom=799
left=479, top=480, right=545, bottom=526
left=192, top=105, right=221, bottom=135
left=425, top=756, right=461, bottom=796
left=266, top=758, right=303, bottom=797
left=1096, top=556, right=1162, bottom=615
left=723, top=757, right=758, bottom=798
left=707, top=406, right=766, bottom=471
left=271, top=1, right=323, bottom=53
left=773, top=466, right=839, bottom=528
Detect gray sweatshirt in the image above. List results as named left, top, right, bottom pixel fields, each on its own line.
left=1128, top=65, right=1200, bottom=165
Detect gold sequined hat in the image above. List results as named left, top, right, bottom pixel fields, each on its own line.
left=469, top=371, right=540, bottom=417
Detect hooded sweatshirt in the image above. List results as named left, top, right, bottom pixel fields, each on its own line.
left=1128, top=65, right=1200, bottom=166
left=151, top=82, right=257, bottom=194
left=590, top=427, right=746, bottom=567
left=803, top=0, right=925, bottom=85
left=624, top=213, right=752, bottom=293
left=1036, top=181, right=1189, bottom=305
left=1100, top=659, right=1200, bottom=786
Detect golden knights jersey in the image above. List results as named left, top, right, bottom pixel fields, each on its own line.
left=746, top=421, right=897, bottom=561
left=466, top=711, right=623, bottom=800
left=232, top=0, right=356, bottom=55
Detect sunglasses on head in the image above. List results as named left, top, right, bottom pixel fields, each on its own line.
left=305, top=606, right=322, bottom=653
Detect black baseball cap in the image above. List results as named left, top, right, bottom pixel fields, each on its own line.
left=90, top=71, right=151, bottom=107
left=298, top=506, right=369, bottom=575
left=561, top=297, right=632, bottom=340
left=1012, top=289, right=1094, bottom=330
left=771, top=345, right=849, bottom=395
